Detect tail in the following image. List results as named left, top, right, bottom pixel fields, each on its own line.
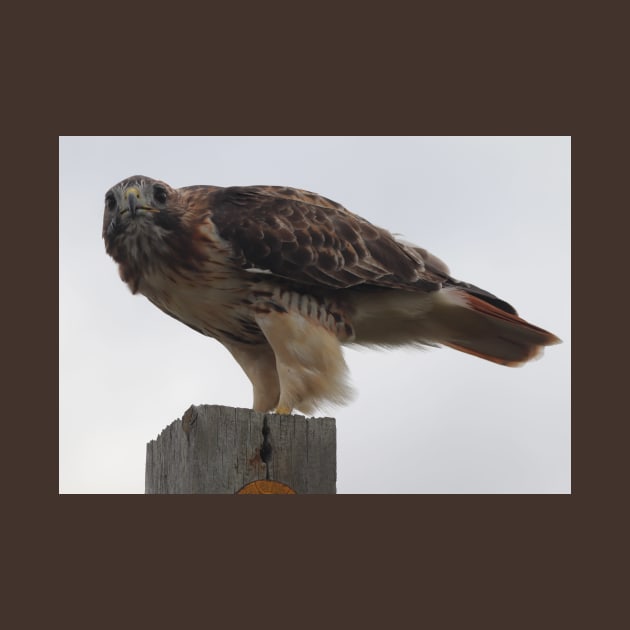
left=433, top=288, right=561, bottom=366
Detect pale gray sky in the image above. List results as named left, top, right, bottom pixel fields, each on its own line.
left=59, top=136, right=570, bottom=493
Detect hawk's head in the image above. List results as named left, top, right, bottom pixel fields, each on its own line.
left=102, top=175, right=180, bottom=246
left=103, top=175, right=197, bottom=293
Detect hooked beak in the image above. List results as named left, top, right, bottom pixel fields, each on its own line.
left=124, top=187, right=141, bottom=217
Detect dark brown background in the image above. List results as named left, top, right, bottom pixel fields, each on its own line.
left=6, top=1, right=622, bottom=627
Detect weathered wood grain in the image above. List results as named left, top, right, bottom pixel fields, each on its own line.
left=145, top=405, right=336, bottom=494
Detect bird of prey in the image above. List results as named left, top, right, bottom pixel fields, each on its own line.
left=103, top=175, right=560, bottom=414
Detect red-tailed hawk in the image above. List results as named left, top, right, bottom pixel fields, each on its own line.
left=103, top=175, right=560, bottom=414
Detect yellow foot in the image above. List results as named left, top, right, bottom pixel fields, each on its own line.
left=274, top=406, right=293, bottom=415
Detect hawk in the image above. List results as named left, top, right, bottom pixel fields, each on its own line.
left=103, top=175, right=560, bottom=414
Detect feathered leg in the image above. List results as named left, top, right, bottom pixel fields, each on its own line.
left=226, top=343, right=281, bottom=412
left=254, top=309, right=354, bottom=414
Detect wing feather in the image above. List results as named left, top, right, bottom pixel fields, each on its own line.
left=199, top=185, right=444, bottom=291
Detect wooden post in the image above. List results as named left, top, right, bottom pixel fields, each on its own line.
left=145, top=404, right=336, bottom=494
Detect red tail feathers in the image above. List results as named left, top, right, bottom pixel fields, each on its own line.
left=440, top=291, right=561, bottom=366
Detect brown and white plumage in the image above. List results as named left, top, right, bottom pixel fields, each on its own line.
left=103, top=175, right=560, bottom=414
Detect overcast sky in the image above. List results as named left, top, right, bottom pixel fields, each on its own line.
left=59, top=136, right=570, bottom=494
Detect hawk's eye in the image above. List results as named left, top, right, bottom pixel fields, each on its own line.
left=154, top=186, right=168, bottom=204
left=105, top=193, right=116, bottom=212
